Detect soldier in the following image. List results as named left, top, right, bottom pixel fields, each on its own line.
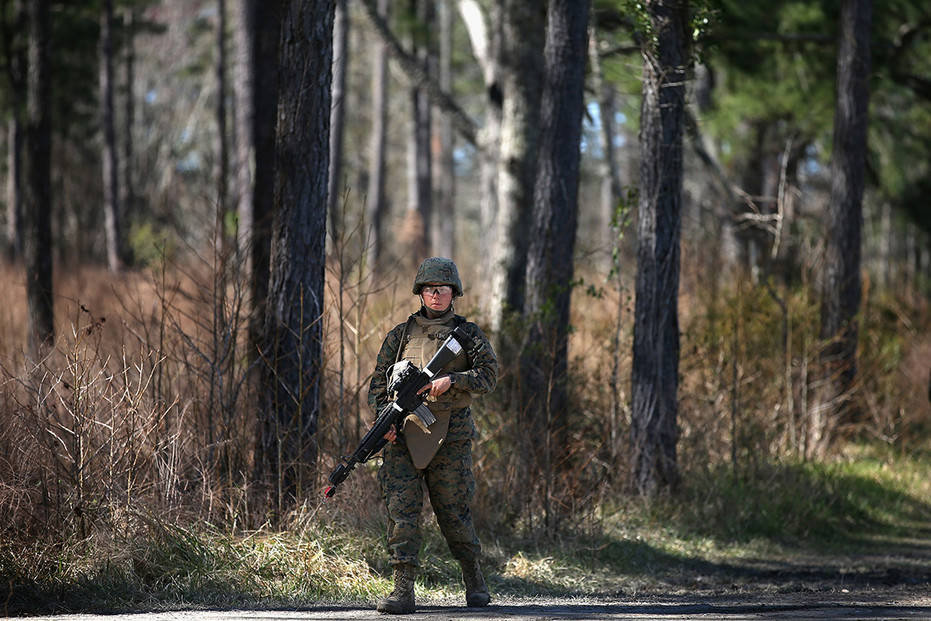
left=369, top=257, right=498, bottom=614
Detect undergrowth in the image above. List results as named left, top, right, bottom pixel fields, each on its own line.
left=2, top=445, right=929, bottom=614
left=0, top=259, right=929, bottom=614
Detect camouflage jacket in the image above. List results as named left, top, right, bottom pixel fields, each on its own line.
left=367, top=308, right=498, bottom=416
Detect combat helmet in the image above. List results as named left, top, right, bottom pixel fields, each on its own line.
left=412, top=257, right=463, bottom=297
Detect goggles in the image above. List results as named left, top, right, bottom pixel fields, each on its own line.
left=422, top=285, right=453, bottom=297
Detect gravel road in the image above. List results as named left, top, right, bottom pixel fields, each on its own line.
left=16, top=590, right=931, bottom=621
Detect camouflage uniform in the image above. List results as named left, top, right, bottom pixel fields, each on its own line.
left=368, top=307, right=497, bottom=568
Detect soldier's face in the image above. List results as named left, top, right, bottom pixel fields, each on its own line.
left=421, top=283, right=453, bottom=312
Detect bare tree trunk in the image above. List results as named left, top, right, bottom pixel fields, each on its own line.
left=458, top=0, right=501, bottom=306
left=590, top=18, right=627, bottom=464
left=405, top=89, right=431, bottom=262
left=432, top=0, right=455, bottom=258
left=100, top=0, right=123, bottom=272
left=258, top=0, right=333, bottom=516
left=589, top=19, right=623, bottom=269
left=235, top=0, right=280, bottom=359
left=3, top=0, right=25, bottom=262
left=403, top=0, right=432, bottom=263
left=630, top=0, right=689, bottom=496
left=234, top=0, right=254, bottom=259
left=23, top=0, right=53, bottom=356
left=736, top=122, right=766, bottom=280
left=521, top=0, right=589, bottom=533
left=878, top=201, right=892, bottom=290
left=810, top=0, right=871, bottom=457
left=365, top=0, right=390, bottom=269
left=327, top=0, right=348, bottom=245
left=216, top=0, right=230, bottom=251
left=487, top=0, right=545, bottom=335
left=122, top=7, right=136, bottom=256
left=6, top=118, right=23, bottom=261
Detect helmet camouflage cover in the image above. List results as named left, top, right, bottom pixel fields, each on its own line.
left=413, top=257, right=463, bottom=296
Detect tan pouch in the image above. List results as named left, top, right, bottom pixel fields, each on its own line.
left=403, top=408, right=451, bottom=469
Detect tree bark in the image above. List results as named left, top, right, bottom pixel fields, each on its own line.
left=403, top=0, right=432, bottom=262
left=23, top=0, right=53, bottom=356
left=811, top=0, right=872, bottom=457
left=487, top=0, right=545, bottom=335
left=100, top=0, right=123, bottom=272
left=521, top=0, right=589, bottom=530
left=458, top=0, right=501, bottom=306
left=365, top=0, right=390, bottom=268
left=6, top=117, right=22, bottom=261
left=257, top=0, right=333, bottom=515
left=122, top=7, right=136, bottom=255
left=235, top=0, right=280, bottom=360
left=630, top=0, right=689, bottom=496
left=432, top=0, right=455, bottom=259
left=216, top=0, right=230, bottom=252
left=327, top=0, right=348, bottom=245
left=3, top=0, right=25, bottom=261
left=878, top=201, right=892, bottom=290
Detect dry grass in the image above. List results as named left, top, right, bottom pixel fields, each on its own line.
left=0, top=254, right=928, bottom=612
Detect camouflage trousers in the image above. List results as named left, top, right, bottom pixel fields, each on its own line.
left=378, top=406, right=480, bottom=568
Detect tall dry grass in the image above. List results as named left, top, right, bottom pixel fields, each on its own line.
left=0, top=247, right=928, bottom=579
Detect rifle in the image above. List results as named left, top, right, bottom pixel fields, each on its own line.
left=324, top=325, right=471, bottom=498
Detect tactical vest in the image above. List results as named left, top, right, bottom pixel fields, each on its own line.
left=398, top=310, right=471, bottom=468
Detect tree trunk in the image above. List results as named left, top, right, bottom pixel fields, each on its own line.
left=365, top=0, right=390, bottom=268
left=589, top=20, right=623, bottom=269
left=6, top=118, right=23, bottom=261
left=100, top=0, right=123, bottom=272
left=630, top=0, right=689, bottom=496
left=235, top=0, right=280, bottom=359
left=327, top=0, right=348, bottom=245
left=403, top=0, right=433, bottom=263
left=590, top=18, right=627, bottom=464
left=257, top=0, right=333, bottom=515
left=234, top=0, right=253, bottom=260
left=487, top=0, right=545, bottom=335
left=23, top=0, right=53, bottom=356
left=810, top=0, right=871, bottom=458
left=216, top=0, right=231, bottom=253
left=4, top=0, right=25, bottom=262
left=122, top=7, right=136, bottom=255
left=521, top=0, right=589, bottom=531
left=878, top=201, right=892, bottom=290
left=432, top=0, right=455, bottom=258
left=458, top=0, right=501, bottom=307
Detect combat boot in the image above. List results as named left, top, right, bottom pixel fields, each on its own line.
left=376, top=564, right=416, bottom=614
left=459, top=559, right=490, bottom=607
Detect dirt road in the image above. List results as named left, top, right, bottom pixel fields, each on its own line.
left=16, top=591, right=931, bottom=621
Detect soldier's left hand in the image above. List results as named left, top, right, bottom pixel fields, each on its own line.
left=418, top=376, right=452, bottom=398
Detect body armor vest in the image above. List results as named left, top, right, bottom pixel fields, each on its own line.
left=398, top=310, right=471, bottom=468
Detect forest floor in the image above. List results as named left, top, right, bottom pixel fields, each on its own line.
left=7, top=448, right=931, bottom=619
left=16, top=530, right=931, bottom=620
